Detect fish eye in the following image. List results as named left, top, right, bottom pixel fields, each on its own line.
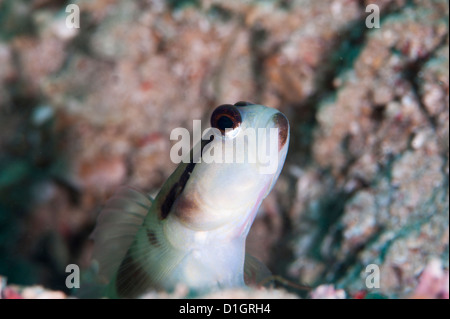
left=210, top=104, right=242, bottom=135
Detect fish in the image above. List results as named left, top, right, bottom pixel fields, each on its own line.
left=90, top=101, right=290, bottom=298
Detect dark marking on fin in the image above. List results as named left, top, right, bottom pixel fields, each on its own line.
left=116, top=251, right=154, bottom=298
left=146, top=229, right=160, bottom=248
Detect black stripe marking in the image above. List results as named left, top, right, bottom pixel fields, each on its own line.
left=160, top=162, right=196, bottom=219
left=160, top=135, right=214, bottom=220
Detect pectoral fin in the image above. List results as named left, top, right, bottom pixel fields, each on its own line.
left=244, top=253, right=273, bottom=287
left=91, top=187, right=153, bottom=284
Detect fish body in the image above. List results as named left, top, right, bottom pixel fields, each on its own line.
left=91, top=102, right=290, bottom=298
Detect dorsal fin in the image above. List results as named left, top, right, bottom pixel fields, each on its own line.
left=90, top=187, right=153, bottom=284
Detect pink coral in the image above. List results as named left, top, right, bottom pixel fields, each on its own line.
left=411, top=259, right=449, bottom=299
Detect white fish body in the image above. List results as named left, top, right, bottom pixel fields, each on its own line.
left=91, top=102, right=290, bottom=298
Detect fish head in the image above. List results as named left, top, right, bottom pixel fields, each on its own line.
left=171, top=102, right=290, bottom=237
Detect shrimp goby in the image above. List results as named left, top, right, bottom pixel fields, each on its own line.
left=91, top=102, right=290, bottom=298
